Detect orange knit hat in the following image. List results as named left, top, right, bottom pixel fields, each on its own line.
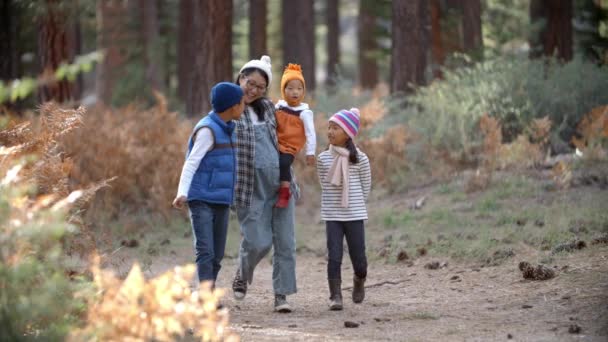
left=280, top=63, right=306, bottom=105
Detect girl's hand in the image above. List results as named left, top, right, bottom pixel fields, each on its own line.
left=172, top=196, right=187, bottom=210
left=306, top=155, right=316, bottom=166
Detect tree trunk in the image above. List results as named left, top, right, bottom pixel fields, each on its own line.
left=178, top=0, right=194, bottom=103
left=249, top=0, right=267, bottom=59
left=282, top=0, right=315, bottom=90
left=461, top=0, right=482, bottom=57
left=0, top=0, right=20, bottom=83
left=358, top=0, right=378, bottom=89
left=326, top=0, right=340, bottom=86
left=391, top=0, right=429, bottom=94
left=188, top=0, right=233, bottom=117
left=529, top=0, right=573, bottom=61
left=37, top=0, right=78, bottom=103
left=96, top=0, right=130, bottom=105
left=430, top=0, right=444, bottom=79
left=140, top=0, right=163, bottom=93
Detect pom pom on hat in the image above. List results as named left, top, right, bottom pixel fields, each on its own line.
left=329, top=107, right=361, bottom=139
left=240, top=55, right=273, bottom=84
left=211, top=82, right=244, bottom=113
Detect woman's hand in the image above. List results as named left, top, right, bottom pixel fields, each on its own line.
left=306, top=155, right=316, bottom=166
left=172, top=195, right=187, bottom=210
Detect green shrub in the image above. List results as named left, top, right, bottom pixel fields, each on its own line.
left=0, top=172, right=89, bottom=341
left=388, top=57, right=608, bottom=157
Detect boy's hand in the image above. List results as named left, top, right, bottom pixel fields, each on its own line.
left=172, top=196, right=187, bottom=210
left=306, top=155, right=316, bottom=166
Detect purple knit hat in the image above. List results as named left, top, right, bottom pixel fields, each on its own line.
left=329, top=108, right=361, bottom=139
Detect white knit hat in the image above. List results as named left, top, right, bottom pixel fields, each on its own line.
left=239, top=55, right=272, bottom=85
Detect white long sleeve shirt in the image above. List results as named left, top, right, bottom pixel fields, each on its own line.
left=275, top=99, right=317, bottom=156
left=317, top=148, right=372, bottom=221
left=176, top=127, right=213, bottom=198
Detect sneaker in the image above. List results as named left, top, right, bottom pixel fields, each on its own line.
left=232, top=270, right=247, bottom=300
left=274, top=294, right=292, bottom=313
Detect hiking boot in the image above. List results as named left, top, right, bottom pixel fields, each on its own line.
left=352, top=275, right=366, bottom=303
left=274, top=294, right=292, bottom=313
left=274, top=186, right=290, bottom=208
left=328, top=279, right=343, bottom=311
left=232, top=270, right=247, bottom=300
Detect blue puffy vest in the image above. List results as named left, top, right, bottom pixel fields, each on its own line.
left=186, top=112, right=236, bottom=205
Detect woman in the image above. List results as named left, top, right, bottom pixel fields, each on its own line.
left=232, top=55, right=298, bottom=313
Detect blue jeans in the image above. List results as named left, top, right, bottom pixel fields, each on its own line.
left=188, top=200, right=230, bottom=283
left=326, top=220, right=368, bottom=280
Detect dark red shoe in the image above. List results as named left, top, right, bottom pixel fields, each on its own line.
left=275, top=186, right=291, bottom=208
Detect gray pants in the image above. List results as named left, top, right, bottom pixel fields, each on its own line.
left=236, top=124, right=297, bottom=295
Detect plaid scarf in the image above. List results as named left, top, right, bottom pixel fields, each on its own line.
left=234, top=98, right=299, bottom=208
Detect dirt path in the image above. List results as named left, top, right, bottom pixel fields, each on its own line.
left=188, top=246, right=607, bottom=342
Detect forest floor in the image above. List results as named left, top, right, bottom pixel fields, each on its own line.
left=105, top=168, right=608, bottom=341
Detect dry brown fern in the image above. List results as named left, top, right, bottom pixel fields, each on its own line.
left=71, top=259, right=239, bottom=341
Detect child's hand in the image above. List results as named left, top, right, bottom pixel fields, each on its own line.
left=172, top=196, right=187, bottom=210
left=306, top=155, right=316, bottom=166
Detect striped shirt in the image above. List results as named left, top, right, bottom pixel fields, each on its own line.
left=317, top=148, right=372, bottom=221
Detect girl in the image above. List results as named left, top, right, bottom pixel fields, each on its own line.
left=317, top=108, right=371, bottom=311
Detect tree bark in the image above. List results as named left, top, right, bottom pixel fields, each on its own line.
left=37, top=0, right=78, bottom=103
left=96, top=0, right=130, bottom=105
left=177, top=0, right=194, bottom=103
left=326, top=0, right=340, bottom=86
left=391, top=0, right=429, bottom=94
left=282, top=0, right=315, bottom=90
left=187, top=0, right=233, bottom=117
left=461, top=0, right=483, bottom=57
left=0, top=0, right=20, bottom=83
left=430, top=0, right=444, bottom=79
left=529, top=0, right=573, bottom=61
left=358, top=0, right=378, bottom=89
left=140, top=0, right=163, bottom=93
left=249, top=0, right=267, bottom=59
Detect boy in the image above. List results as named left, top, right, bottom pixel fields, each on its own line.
left=173, top=82, right=244, bottom=286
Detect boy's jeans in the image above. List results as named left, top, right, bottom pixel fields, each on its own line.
left=326, top=220, right=368, bottom=280
left=188, top=200, right=230, bottom=283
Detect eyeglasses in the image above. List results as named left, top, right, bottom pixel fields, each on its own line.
left=242, top=76, right=266, bottom=93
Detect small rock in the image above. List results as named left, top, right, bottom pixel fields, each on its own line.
left=534, top=219, right=545, bottom=227
left=568, top=324, right=581, bottom=334
left=288, top=324, right=297, bottom=328
left=374, top=317, right=391, bottom=322
left=424, top=261, right=448, bottom=270
left=522, top=304, right=533, bottom=309
left=344, top=321, right=359, bottom=328
left=450, top=275, right=460, bottom=281
left=121, top=239, right=139, bottom=248
left=411, top=196, right=427, bottom=210
left=507, top=333, right=513, bottom=339
left=562, top=295, right=571, bottom=300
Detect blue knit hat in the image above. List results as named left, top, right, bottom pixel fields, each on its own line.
left=211, top=82, right=244, bottom=113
